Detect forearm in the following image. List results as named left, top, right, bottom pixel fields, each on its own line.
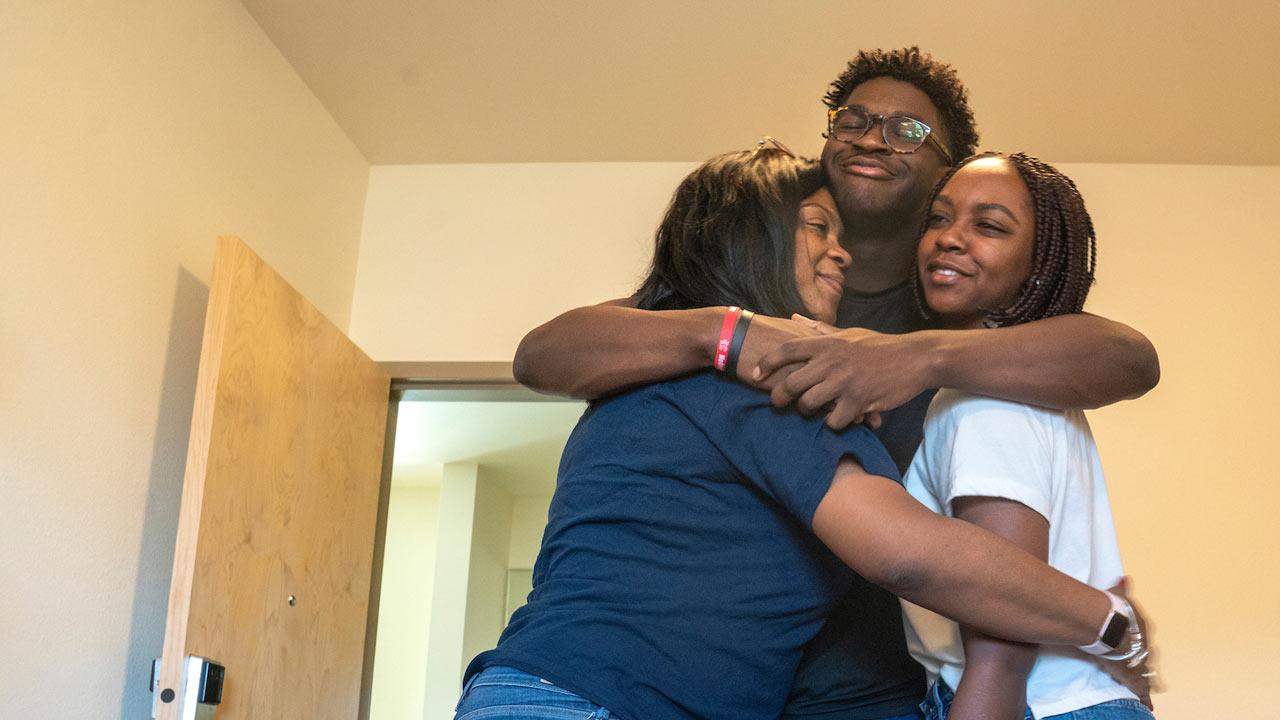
left=813, top=471, right=1109, bottom=645
left=949, top=630, right=1036, bottom=720
left=513, top=304, right=720, bottom=398
left=920, top=313, right=1160, bottom=409
left=948, top=495, right=1043, bottom=720
left=880, top=514, right=1105, bottom=644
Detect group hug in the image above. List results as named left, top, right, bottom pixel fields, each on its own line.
left=455, top=47, right=1161, bottom=720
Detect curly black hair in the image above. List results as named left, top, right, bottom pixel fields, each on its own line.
left=912, top=152, right=1098, bottom=328
left=824, top=47, right=978, bottom=163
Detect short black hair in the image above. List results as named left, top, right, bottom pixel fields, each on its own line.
left=913, top=152, right=1098, bottom=327
left=824, top=47, right=978, bottom=162
left=634, top=148, right=824, bottom=317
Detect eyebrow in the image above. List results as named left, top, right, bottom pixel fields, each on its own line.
left=933, top=195, right=1022, bottom=225
left=845, top=103, right=927, bottom=121
left=800, top=202, right=839, bottom=219
left=975, top=202, right=1022, bottom=225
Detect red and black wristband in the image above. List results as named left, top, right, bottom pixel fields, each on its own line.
left=723, top=309, right=755, bottom=377
left=713, top=306, right=742, bottom=371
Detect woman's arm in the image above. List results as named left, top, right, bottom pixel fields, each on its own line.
left=757, top=313, right=1160, bottom=429
left=946, top=496, right=1049, bottom=720
left=810, top=457, right=1109, bottom=646
left=513, top=300, right=816, bottom=398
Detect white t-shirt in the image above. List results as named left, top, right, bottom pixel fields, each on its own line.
left=900, top=389, right=1137, bottom=718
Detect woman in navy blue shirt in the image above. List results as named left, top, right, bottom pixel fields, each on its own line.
left=456, top=142, right=1144, bottom=720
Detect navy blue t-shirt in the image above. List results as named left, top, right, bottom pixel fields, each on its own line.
left=466, top=372, right=899, bottom=720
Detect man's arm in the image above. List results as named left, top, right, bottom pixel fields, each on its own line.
left=946, top=496, right=1048, bottom=720
left=811, top=458, right=1109, bottom=646
left=513, top=299, right=816, bottom=398
left=758, top=313, right=1160, bottom=429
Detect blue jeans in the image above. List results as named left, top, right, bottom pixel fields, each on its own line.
left=922, top=678, right=1153, bottom=720
left=455, top=666, right=614, bottom=720
left=456, top=666, right=921, bottom=720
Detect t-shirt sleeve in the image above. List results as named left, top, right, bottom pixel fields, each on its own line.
left=679, top=375, right=900, bottom=526
left=932, top=396, right=1055, bottom=521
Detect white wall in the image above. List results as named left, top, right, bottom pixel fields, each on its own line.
left=350, top=161, right=1280, bottom=719
left=0, top=2, right=369, bottom=716
left=369, top=486, right=441, bottom=720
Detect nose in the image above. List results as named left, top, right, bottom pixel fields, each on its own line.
left=933, top=223, right=966, bottom=253
left=850, top=117, right=890, bottom=154
left=829, top=243, right=852, bottom=269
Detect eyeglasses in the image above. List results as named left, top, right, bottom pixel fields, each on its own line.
left=750, top=135, right=796, bottom=159
left=825, top=107, right=953, bottom=164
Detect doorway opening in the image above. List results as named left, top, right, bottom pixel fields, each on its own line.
left=366, top=372, right=584, bottom=720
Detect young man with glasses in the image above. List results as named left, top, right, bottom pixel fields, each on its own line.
left=511, top=47, right=1158, bottom=719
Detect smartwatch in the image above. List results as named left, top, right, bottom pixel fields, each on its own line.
left=1079, top=590, right=1133, bottom=656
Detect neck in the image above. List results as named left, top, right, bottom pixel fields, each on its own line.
left=842, top=218, right=920, bottom=293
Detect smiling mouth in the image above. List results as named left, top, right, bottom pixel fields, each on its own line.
left=817, top=273, right=845, bottom=295
left=837, top=155, right=895, bottom=179
left=925, top=261, right=974, bottom=284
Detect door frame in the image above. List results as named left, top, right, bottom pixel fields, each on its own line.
left=360, top=361, right=561, bottom=717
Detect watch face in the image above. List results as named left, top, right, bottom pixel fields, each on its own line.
left=1101, top=612, right=1130, bottom=649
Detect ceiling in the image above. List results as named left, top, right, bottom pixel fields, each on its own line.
left=391, top=400, right=587, bottom=497
left=242, top=0, right=1280, bottom=166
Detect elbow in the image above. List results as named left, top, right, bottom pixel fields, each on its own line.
left=512, top=325, right=559, bottom=393
left=1073, top=321, right=1161, bottom=408
left=1117, top=328, right=1161, bottom=401
left=1131, top=334, right=1161, bottom=398
left=860, top=547, right=934, bottom=598
left=511, top=332, right=538, bottom=388
left=512, top=323, right=595, bottom=399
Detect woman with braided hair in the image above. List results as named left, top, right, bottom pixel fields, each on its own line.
left=902, top=153, right=1157, bottom=720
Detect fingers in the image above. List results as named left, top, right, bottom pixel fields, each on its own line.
left=770, top=361, right=829, bottom=409
left=754, top=339, right=815, bottom=384
left=825, top=403, right=880, bottom=431
left=791, top=313, right=839, bottom=335
left=823, top=401, right=862, bottom=431
left=795, top=380, right=844, bottom=417
left=790, top=313, right=819, bottom=329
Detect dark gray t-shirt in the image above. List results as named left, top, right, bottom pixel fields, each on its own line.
left=781, top=283, right=935, bottom=720
left=837, top=283, right=938, bottom=476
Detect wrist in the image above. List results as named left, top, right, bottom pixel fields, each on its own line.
left=1079, top=590, right=1134, bottom=655
left=687, top=306, right=730, bottom=367
left=912, top=330, right=950, bottom=390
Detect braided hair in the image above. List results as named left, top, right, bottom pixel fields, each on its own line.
left=912, top=152, right=1098, bottom=327
left=824, top=47, right=979, bottom=163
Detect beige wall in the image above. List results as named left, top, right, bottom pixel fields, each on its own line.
left=1068, top=164, right=1280, bottom=714
left=0, top=1, right=369, bottom=716
left=347, top=162, right=695, bottom=360
left=350, top=161, right=1280, bottom=718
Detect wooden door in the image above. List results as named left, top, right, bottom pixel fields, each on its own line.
left=155, top=237, right=391, bottom=719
